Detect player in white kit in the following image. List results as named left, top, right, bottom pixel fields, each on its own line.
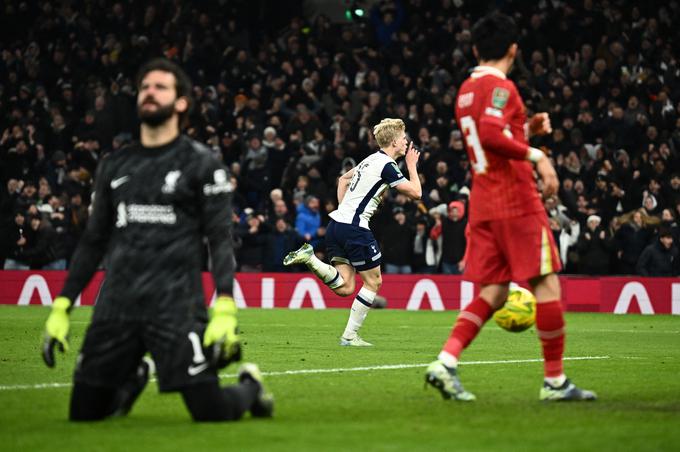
left=283, top=118, right=422, bottom=345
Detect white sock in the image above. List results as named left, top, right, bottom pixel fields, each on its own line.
left=307, top=255, right=344, bottom=289
left=342, top=287, right=376, bottom=339
left=437, top=351, right=459, bottom=369
left=545, top=374, right=567, bottom=387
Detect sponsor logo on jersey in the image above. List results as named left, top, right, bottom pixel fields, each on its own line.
left=484, top=107, right=503, bottom=118
left=491, top=87, right=509, bottom=109
left=203, top=169, right=233, bottom=195
left=161, top=170, right=182, bottom=194
left=457, top=92, right=474, bottom=108
left=115, top=202, right=177, bottom=227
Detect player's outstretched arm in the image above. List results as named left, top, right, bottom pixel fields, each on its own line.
left=395, top=142, right=421, bottom=200
left=337, top=167, right=355, bottom=204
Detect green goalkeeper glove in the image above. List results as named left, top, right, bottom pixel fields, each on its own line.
left=203, top=296, right=241, bottom=368
left=42, top=296, right=71, bottom=368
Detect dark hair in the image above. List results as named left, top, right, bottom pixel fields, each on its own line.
left=658, top=226, right=673, bottom=238
left=471, top=11, right=518, bottom=61
left=135, top=58, right=194, bottom=127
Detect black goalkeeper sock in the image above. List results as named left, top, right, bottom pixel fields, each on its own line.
left=223, top=381, right=260, bottom=414
left=181, top=381, right=258, bottom=422
left=69, top=382, right=119, bottom=421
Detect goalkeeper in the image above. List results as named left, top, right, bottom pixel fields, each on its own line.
left=42, top=58, right=273, bottom=421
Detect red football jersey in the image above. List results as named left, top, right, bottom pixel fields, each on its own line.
left=455, top=66, right=544, bottom=223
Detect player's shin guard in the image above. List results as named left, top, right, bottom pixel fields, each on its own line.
left=307, top=255, right=344, bottom=289
left=342, top=287, right=375, bottom=340
left=536, top=300, right=565, bottom=378
left=440, top=297, right=494, bottom=366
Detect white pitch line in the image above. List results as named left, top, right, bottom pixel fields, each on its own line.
left=0, top=356, right=610, bottom=392
left=0, top=382, right=73, bottom=391
left=219, top=356, right=610, bottom=379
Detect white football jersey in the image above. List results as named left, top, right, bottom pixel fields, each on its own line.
left=329, top=150, right=406, bottom=229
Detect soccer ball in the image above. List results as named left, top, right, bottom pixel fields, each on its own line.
left=493, top=286, right=536, bottom=332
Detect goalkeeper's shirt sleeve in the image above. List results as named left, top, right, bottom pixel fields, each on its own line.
left=60, top=158, right=114, bottom=301
left=198, top=155, right=236, bottom=297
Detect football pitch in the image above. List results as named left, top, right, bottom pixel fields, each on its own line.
left=1, top=306, right=679, bottom=451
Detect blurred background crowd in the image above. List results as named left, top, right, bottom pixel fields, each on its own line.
left=1, top=0, right=679, bottom=276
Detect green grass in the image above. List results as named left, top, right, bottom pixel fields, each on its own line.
left=1, top=306, right=679, bottom=452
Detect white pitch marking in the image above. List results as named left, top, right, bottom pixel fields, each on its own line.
left=0, top=356, right=611, bottom=391
left=219, top=356, right=611, bottom=379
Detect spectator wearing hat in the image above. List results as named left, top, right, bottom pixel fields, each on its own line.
left=642, top=192, right=661, bottom=217
left=636, top=227, right=679, bottom=276
left=576, top=215, right=612, bottom=275
left=430, top=200, right=467, bottom=275
left=382, top=207, right=413, bottom=274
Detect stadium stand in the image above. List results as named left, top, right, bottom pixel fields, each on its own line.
left=0, top=0, right=678, bottom=275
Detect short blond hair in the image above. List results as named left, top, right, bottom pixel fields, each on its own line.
left=373, top=118, right=405, bottom=149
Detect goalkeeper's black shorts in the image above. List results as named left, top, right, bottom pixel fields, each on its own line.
left=74, top=318, right=219, bottom=392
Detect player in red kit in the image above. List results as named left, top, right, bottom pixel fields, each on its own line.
left=425, top=11, right=596, bottom=402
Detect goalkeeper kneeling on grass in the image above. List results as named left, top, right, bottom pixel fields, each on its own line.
left=42, top=58, right=273, bottom=421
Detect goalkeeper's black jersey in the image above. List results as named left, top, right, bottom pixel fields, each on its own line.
left=60, top=135, right=235, bottom=322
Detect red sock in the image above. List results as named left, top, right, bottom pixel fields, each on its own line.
left=442, top=297, right=494, bottom=359
left=536, top=300, right=565, bottom=378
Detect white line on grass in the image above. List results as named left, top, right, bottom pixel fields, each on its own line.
left=0, top=356, right=610, bottom=391
left=222, top=356, right=610, bottom=379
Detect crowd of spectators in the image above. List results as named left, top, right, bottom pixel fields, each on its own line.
left=1, top=0, right=679, bottom=276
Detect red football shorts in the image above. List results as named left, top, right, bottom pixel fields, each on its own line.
left=464, top=211, right=562, bottom=284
